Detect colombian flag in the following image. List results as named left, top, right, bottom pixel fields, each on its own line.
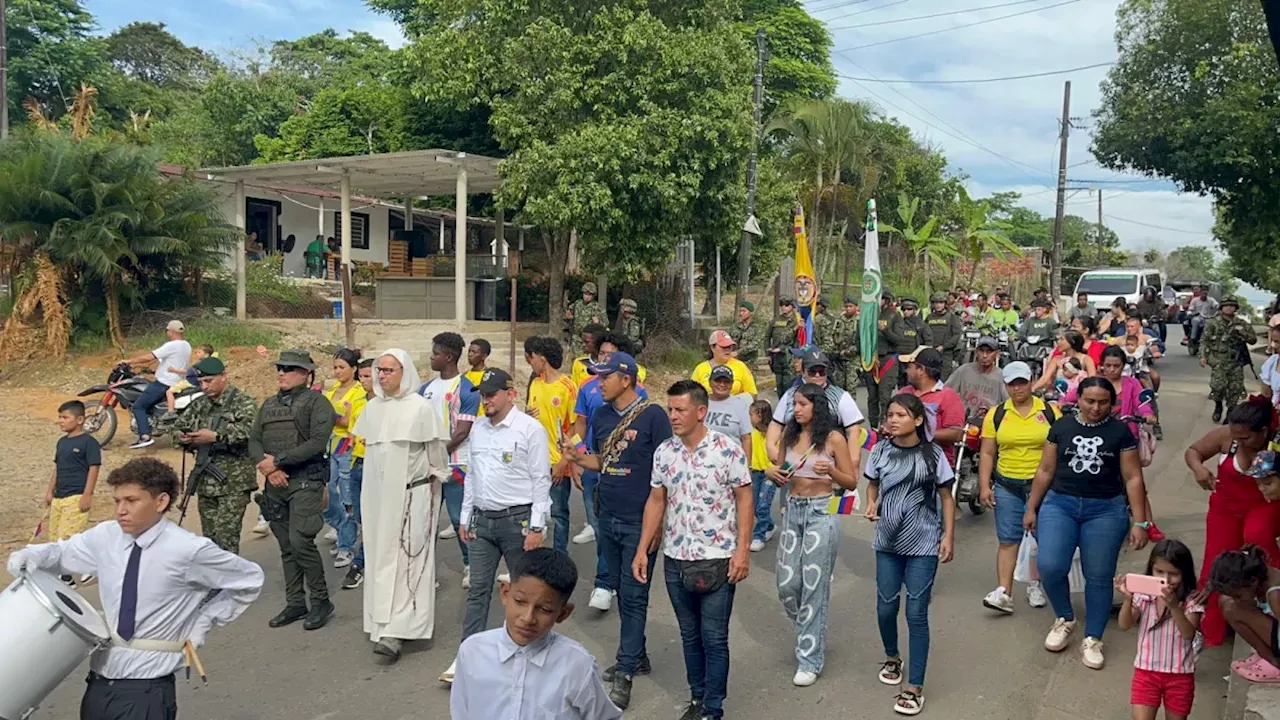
left=793, top=206, right=817, bottom=347
left=828, top=491, right=861, bottom=515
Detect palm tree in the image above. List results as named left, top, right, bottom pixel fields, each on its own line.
left=882, top=193, right=958, bottom=297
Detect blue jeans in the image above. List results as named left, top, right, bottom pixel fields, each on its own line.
left=349, top=460, right=365, bottom=570
left=581, top=471, right=611, bottom=590
left=324, top=451, right=357, bottom=553
left=463, top=507, right=530, bottom=639
left=876, top=552, right=939, bottom=688
left=441, top=476, right=469, bottom=566
left=1036, top=490, right=1129, bottom=639
left=750, top=470, right=777, bottom=542
left=777, top=495, right=839, bottom=673
left=993, top=476, right=1032, bottom=545
left=598, top=514, right=655, bottom=674
left=550, top=478, right=572, bottom=554
left=132, top=380, right=168, bottom=438
left=664, top=557, right=735, bottom=718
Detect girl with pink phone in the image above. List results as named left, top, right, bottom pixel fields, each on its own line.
left=1116, top=540, right=1206, bottom=720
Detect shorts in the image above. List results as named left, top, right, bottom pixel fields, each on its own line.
left=49, top=494, right=89, bottom=541
left=993, top=475, right=1032, bottom=545
left=1130, top=668, right=1195, bottom=715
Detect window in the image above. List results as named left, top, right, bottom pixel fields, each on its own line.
left=1075, top=273, right=1139, bottom=296
left=1143, top=273, right=1162, bottom=293
left=332, top=211, right=371, bottom=250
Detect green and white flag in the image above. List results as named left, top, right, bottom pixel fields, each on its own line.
left=860, top=199, right=882, bottom=372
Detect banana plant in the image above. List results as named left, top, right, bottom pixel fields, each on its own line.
left=881, top=193, right=957, bottom=297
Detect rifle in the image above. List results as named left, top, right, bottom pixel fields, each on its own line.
left=177, top=415, right=230, bottom=527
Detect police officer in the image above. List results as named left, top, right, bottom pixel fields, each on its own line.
left=866, top=292, right=903, bottom=427
left=568, top=282, right=606, bottom=356
left=767, top=298, right=801, bottom=391
left=813, top=296, right=837, bottom=357
left=250, top=349, right=338, bottom=631
left=617, top=298, right=645, bottom=356
left=171, top=356, right=260, bottom=555
left=883, top=297, right=931, bottom=421
left=729, top=300, right=763, bottom=365
left=925, top=292, right=963, bottom=380
left=832, top=296, right=861, bottom=391
left=1201, top=296, right=1257, bottom=422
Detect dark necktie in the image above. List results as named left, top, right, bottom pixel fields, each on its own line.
left=117, top=543, right=142, bottom=641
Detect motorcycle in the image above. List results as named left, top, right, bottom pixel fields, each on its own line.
left=76, top=363, right=203, bottom=447
left=996, top=329, right=1013, bottom=367
left=962, top=325, right=983, bottom=363
left=1183, top=314, right=1206, bottom=356
left=1015, top=336, right=1053, bottom=382
left=952, top=412, right=987, bottom=516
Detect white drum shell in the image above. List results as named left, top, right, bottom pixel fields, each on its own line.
left=0, top=571, right=108, bottom=720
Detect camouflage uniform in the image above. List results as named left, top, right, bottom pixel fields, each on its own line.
left=730, top=301, right=764, bottom=365
left=617, top=298, right=645, bottom=356
left=172, top=384, right=260, bottom=555
left=569, top=282, right=606, bottom=356
left=831, top=311, right=861, bottom=392
left=812, top=299, right=838, bottom=358
left=766, top=306, right=801, bottom=392
left=1201, top=303, right=1256, bottom=411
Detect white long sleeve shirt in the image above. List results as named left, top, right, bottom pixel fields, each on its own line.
left=16, top=518, right=263, bottom=680
left=463, top=408, right=552, bottom=528
left=450, top=627, right=622, bottom=720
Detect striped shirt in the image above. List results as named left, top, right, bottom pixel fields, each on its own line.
left=864, top=440, right=954, bottom=556
left=1131, top=594, right=1205, bottom=674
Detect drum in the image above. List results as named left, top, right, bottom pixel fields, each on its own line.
left=0, top=570, right=109, bottom=720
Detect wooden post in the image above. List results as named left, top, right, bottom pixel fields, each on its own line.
left=340, top=172, right=354, bottom=347
left=234, top=180, right=246, bottom=320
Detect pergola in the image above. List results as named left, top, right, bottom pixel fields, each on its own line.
left=200, top=149, right=503, bottom=342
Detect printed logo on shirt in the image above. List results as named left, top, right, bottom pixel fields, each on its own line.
left=72, top=448, right=81, bottom=454
left=502, top=451, right=513, bottom=463
left=551, top=396, right=562, bottom=407
left=1035, top=412, right=1047, bottom=424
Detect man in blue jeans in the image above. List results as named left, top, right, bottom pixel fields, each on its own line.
left=636, top=380, right=752, bottom=720
left=122, top=320, right=192, bottom=449
left=563, top=352, right=671, bottom=710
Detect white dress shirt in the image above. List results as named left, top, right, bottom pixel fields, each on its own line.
left=17, top=518, right=263, bottom=679
left=450, top=626, right=623, bottom=720
left=463, top=408, right=552, bottom=529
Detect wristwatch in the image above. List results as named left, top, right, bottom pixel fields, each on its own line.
left=528, top=526, right=545, bottom=534
left=1132, top=521, right=1151, bottom=530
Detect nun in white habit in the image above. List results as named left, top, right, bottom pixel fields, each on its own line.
left=354, top=348, right=448, bottom=660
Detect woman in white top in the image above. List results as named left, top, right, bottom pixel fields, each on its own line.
left=1261, top=326, right=1280, bottom=405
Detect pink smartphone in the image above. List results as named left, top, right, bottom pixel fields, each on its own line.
left=1125, top=573, right=1168, bottom=596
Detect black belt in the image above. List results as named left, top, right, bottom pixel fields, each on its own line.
left=406, top=477, right=432, bottom=490
left=477, top=504, right=532, bottom=519
left=87, top=671, right=176, bottom=687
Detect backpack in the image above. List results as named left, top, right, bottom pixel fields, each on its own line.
left=991, top=400, right=1059, bottom=433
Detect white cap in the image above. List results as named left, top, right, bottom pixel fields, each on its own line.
left=166, top=320, right=185, bottom=333
left=1002, top=361, right=1033, bottom=383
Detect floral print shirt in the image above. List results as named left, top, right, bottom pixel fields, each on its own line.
left=651, top=431, right=752, bottom=561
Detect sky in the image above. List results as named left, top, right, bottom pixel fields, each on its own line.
left=83, top=0, right=1269, bottom=304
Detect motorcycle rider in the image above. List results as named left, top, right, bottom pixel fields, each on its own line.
left=1201, top=296, right=1257, bottom=423
left=867, top=291, right=903, bottom=427
left=969, top=292, right=993, bottom=329
left=925, top=292, right=964, bottom=380
left=982, top=293, right=1020, bottom=335
left=1018, top=299, right=1059, bottom=351
left=121, top=319, right=192, bottom=449
left=945, top=336, right=1009, bottom=420
left=1185, top=284, right=1219, bottom=349
left=1068, top=293, right=1096, bottom=322
left=1134, top=286, right=1168, bottom=342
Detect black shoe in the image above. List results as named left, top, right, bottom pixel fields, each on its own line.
left=303, top=600, right=335, bottom=630
left=1212, top=402, right=1223, bottom=423
left=678, top=699, right=704, bottom=720
left=59, top=574, right=77, bottom=588
left=1153, top=423, right=1164, bottom=441
left=602, top=655, right=651, bottom=682
left=269, top=605, right=308, bottom=628
left=342, top=567, right=364, bottom=590
left=609, top=674, right=633, bottom=711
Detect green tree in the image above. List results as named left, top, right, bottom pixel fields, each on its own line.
left=882, top=193, right=956, bottom=297
left=4, top=0, right=105, bottom=123
left=104, top=22, right=216, bottom=88
left=949, top=188, right=1020, bottom=289
left=741, top=0, right=836, bottom=115
left=255, top=82, right=409, bottom=161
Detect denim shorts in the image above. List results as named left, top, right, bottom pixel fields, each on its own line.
left=994, top=475, right=1031, bottom=545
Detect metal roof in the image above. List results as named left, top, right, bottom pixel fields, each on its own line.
left=198, top=149, right=502, bottom=198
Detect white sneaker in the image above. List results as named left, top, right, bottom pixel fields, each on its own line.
left=252, top=517, right=270, bottom=536
left=439, top=659, right=457, bottom=684
left=439, top=525, right=458, bottom=540
left=793, top=670, right=819, bottom=687
left=749, top=538, right=765, bottom=553
left=1081, top=637, right=1105, bottom=669
left=573, top=525, right=596, bottom=545
left=765, top=527, right=777, bottom=542
left=497, top=572, right=511, bottom=585
left=1026, top=581, right=1048, bottom=608
left=128, top=437, right=154, bottom=450
left=328, top=545, right=339, bottom=557
left=322, top=527, right=338, bottom=543
left=1044, top=618, right=1077, bottom=652
left=334, top=550, right=354, bottom=569
left=589, top=588, right=614, bottom=611
left=461, top=566, right=472, bottom=590
left=982, top=587, right=1014, bottom=614
left=77, top=574, right=96, bottom=586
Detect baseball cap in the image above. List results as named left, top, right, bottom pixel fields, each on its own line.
left=589, top=351, right=639, bottom=379
left=476, top=368, right=515, bottom=394
left=792, top=347, right=830, bottom=370
left=166, top=320, right=185, bottom=333
left=1002, top=361, right=1033, bottom=383
left=192, top=357, right=226, bottom=377
left=708, top=330, right=736, bottom=348
left=1247, top=450, right=1278, bottom=479
left=909, top=347, right=944, bottom=373
left=709, top=365, right=735, bottom=382
left=975, top=336, right=999, bottom=350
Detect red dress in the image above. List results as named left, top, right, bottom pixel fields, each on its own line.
left=1199, top=441, right=1280, bottom=646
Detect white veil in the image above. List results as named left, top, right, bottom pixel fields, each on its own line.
left=354, top=348, right=442, bottom=444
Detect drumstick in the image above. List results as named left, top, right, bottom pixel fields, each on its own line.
left=184, top=641, right=208, bottom=683
left=31, top=511, right=49, bottom=542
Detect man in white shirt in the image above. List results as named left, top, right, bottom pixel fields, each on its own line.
left=450, top=548, right=622, bottom=720
left=441, top=368, right=552, bottom=684
left=767, top=349, right=864, bottom=467
left=7, top=457, right=263, bottom=720
left=635, top=380, right=752, bottom=720
left=122, top=320, right=192, bottom=449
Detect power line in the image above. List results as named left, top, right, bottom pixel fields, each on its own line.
left=835, top=61, right=1114, bottom=84
left=1105, top=215, right=1211, bottom=235
left=839, top=0, right=1080, bottom=51
left=825, top=0, right=912, bottom=23
left=829, top=0, right=1052, bottom=30
left=1068, top=177, right=1166, bottom=184
left=1067, top=158, right=1096, bottom=169
left=806, top=0, right=880, bottom=14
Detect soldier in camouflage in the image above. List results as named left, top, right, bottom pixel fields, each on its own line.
left=171, top=357, right=259, bottom=555
left=812, top=296, right=837, bottom=358
left=616, top=298, right=645, bottom=356
left=1200, top=296, right=1257, bottom=423
left=568, top=282, right=606, bottom=356
left=729, top=300, right=763, bottom=365
left=767, top=298, right=801, bottom=392
left=832, top=297, right=861, bottom=392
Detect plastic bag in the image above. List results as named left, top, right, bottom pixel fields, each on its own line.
left=1014, top=532, right=1039, bottom=583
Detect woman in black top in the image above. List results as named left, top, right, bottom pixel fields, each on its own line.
left=1023, top=377, right=1149, bottom=671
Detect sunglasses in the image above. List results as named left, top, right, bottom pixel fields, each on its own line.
left=805, top=367, right=828, bottom=377
left=277, top=365, right=305, bottom=373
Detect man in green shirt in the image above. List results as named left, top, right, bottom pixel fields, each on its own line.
left=981, top=293, right=1020, bottom=334
left=305, top=235, right=326, bottom=278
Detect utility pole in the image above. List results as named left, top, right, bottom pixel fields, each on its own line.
left=1, top=0, right=8, bottom=140
left=1050, top=81, right=1071, bottom=300
left=736, top=29, right=767, bottom=310
left=1096, top=187, right=1104, bottom=265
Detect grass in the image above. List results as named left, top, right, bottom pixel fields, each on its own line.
left=652, top=342, right=707, bottom=372
left=71, top=319, right=284, bottom=355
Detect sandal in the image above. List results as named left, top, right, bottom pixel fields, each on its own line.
left=893, top=689, right=924, bottom=716
left=878, top=659, right=903, bottom=686
left=1232, top=652, right=1263, bottom=673
left=1236, top=657, right=1280, bottom=683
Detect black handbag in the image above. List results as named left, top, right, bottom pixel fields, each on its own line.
left=676, top=558, right=731, bottom=595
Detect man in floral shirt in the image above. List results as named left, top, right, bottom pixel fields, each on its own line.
left=634, top=380, right=753, bottom=720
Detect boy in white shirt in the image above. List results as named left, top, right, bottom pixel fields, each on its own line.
left=450, top=549, right=621, bottom=720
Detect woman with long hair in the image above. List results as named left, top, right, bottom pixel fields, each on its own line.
left=324, top=348, right=365, bottom=568
left=1033, top=330, right=1097, bottom=393
left=766, top=383, right=857, bottom=688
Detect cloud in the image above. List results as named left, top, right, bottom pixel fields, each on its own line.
left=358, top=18, right=407, bottom=49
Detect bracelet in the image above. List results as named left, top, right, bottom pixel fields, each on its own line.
left=1132, top=521, right=1151, bottom=529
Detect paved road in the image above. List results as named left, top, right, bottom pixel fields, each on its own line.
left=34, top=328, right=1233, bottom=719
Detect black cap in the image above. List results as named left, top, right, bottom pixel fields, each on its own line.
left=910, top=347, right=945, bottom=373
left=709, top=365, right=735, bottom=382
left=476, top=368, right=514, bottom=394
left=192, top=357, right=226, bottom=377
left=1031, top=298, right=1052, bottom=309
left=793, top=347, right=830, bottom=370
left=779, top=297, right=795, bottom=307
left=881, top=291, right=894, bottom=301
left=274, top=348, right=316, bottom=371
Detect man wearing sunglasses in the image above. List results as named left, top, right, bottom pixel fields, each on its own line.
left=765, top=348, right=865, bottom=471
left=170, top=357, right=260, bottom=555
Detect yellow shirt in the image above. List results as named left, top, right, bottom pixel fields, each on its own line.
left=325, top=382, right=367, bottom=453
left=352, top=392, right=371, bottom=459
left=465, top=368, right=486, bottom=416
left=981, top=397, right=1055, bottom=480
left=691, top=358, right=759, bottom=398
left=750, top=429, right=771, bottom=471
left=572, top=355, right=648, bottom=388
left=528, top=374, right=578, bottom=464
